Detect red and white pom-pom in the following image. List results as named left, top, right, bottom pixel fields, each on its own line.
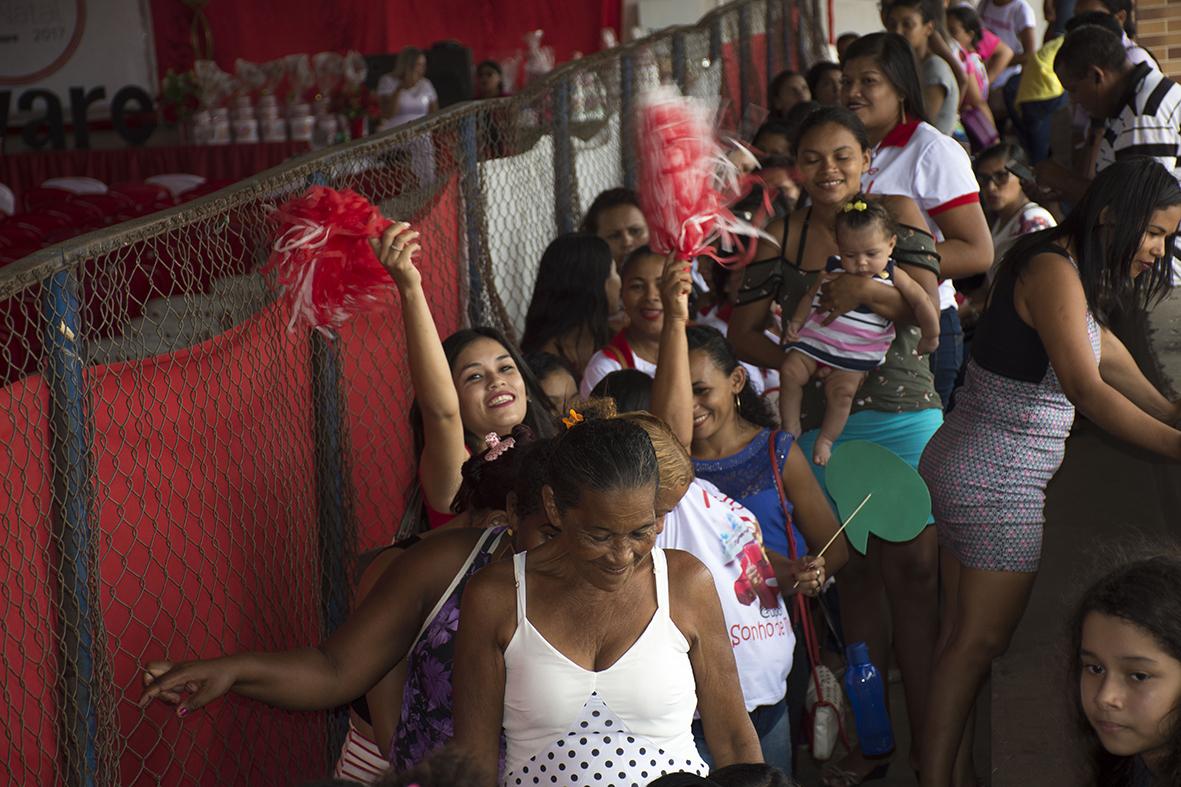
left=264, top=186, right=393, bottom=336
left=635, top=86, right=773, bottom=264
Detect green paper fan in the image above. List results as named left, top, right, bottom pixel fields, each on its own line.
left=822, top=440, right=932, bottom=554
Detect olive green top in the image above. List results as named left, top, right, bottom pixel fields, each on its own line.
left=737, top=218, right=942, bottom=428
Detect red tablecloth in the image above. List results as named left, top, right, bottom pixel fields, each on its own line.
left=0, top=141, right=310, bottom=208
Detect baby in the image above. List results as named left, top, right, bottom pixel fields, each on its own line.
left=779, top=196, right=939, bottom=465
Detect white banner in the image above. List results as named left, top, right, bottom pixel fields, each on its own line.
left=1, top=0, right=157, bottom=121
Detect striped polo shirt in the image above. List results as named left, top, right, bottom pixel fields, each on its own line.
left=1097, top=62, right=1181, bottom=181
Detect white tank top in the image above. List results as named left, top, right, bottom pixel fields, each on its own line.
left=501, top=547, right=707, bottom=786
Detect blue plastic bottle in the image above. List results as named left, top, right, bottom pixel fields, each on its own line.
left=844, top=641, right=895, bottom=756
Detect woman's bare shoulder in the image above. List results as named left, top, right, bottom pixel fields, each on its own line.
left=664, top=548, right=713, bottom=591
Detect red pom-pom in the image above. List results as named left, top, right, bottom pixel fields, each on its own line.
left=635, top=87, right=771, bottom=264
left=264, top=186, right=393, bottom=335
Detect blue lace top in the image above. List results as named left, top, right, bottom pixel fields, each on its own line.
left=692, top=429, right=808, bottom=559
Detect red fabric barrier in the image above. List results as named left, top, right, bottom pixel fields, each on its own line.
left=0, top=174, right=465, bottom=782
left=95, top=303, right=325, bottom=785
left=92, top=303, right=323, bottom=785
left=0, top=304, right=327, bottom=785
left=0, top=375, right=57, bottom=786
left=150, top=0, right=620, bottom=82
left=719, top=34, right=769, bottom=133
left=0, top=141, right=310, bottom=210
left=340, top=175, right=465, bottom=549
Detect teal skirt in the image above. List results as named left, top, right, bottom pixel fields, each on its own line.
left=796, top=407, right=943, bottom=525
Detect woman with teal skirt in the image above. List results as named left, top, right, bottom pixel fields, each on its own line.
left=728, top=104, right=946, bottom=787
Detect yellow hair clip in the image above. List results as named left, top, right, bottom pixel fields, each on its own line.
left=561, top=408, right=584, bottom=429
left=842, top=200, right=868, bottom=213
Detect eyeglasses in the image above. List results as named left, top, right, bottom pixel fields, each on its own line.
left=976, top=170, right=1013, bottom=188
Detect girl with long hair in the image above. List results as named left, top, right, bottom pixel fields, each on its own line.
left=919, top=159, right=1181, bottom=786
left=520, top=233, right=621, bottom=379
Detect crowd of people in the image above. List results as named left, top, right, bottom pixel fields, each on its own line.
left=138, top=3, right=1181, bottom=786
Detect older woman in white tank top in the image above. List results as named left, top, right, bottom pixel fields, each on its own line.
left=453, top=417, right=762, bottom=786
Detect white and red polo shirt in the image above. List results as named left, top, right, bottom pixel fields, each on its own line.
left=863, top=119, right=981, bottom=310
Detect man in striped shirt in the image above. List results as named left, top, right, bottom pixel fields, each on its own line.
left=1034, top=24, right=1180, bottom=202
left=1037, top=24, right=1181, bottom=278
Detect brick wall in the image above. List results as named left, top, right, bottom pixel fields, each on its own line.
left=1138, top=0, right=1181, bottom=81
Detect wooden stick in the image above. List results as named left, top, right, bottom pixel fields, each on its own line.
left=792, top=493, right=871, bottom=590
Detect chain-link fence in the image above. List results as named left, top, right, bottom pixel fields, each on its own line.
left=0, top=1, right=822, bottom=783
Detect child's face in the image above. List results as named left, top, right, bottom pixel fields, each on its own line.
left=886, top=5, right=932, bottom=53
left=1080, top=612, right=1181, bottom=766
left=539, top=367, right=577, bottom=414
left=753, top=131, right=791, bottom=159
left=813, top=68, right=844, bottom=106
left=947, top=17, right=973, bottom=50
left=477, top=66, right=501, bottom=96
left=837, top=224, right=896, bottom=276
left=774, top=75, right=811, bottom=114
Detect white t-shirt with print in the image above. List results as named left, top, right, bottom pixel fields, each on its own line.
left=863, top=120, right=981, bottom=310
left=657, top=478, right=794, bottom=711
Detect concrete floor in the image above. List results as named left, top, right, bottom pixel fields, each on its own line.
left=793, top=291, right=1181, bottom=787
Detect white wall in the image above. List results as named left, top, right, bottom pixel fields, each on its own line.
left=832, top=0, right=1049, bottom=48
left=832, top=0, right=887, bottom=38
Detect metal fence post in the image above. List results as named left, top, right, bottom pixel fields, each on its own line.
left=765, top=0, right=777, bottom=79
left=672, top=32, right=688, bottom=94
left=620, top=52, right=637, bottom=190
left=306, top=171, right=353, bottom=762
left=459, top=114, right=487, bottom=326
left=709, top=15, right=725, bottom=126
left=784, top=0, right=795, bottom=71
left=43, top=262, right=100, bottom=787
left=552, top=77, right=575, bottom=235
left=738, top=3, right=753, bottom=127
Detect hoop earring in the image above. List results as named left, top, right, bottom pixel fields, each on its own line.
left=734, top=394, right=742, bottom=412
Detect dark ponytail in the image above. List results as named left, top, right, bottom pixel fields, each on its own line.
left=685, top=324, right=778, bottom=430
left=546, top=417, right=660, bottom=512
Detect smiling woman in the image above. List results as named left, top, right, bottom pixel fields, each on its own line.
left=364, top=223, right=556, bottom=533
left=452, top=417, right=763, bottom=786
left=918, top=159, right=1181, bottom=786
left=579, top=246, right=668, bottom=397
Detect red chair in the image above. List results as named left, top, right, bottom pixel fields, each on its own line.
left=52, top=200, right=108, bottom=231
left=69, top=193, right=135, bottom=224
left=23, top=186, right=73, bottom=212
left=109, top=182, right=175, bottom=216
left=4, top=211, right=71, bottom=240
left=0, top=242, right=44, bottom=264
left=178, top=179, right=237, bottom=202
left=0, top=221, right=43, bottom=248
